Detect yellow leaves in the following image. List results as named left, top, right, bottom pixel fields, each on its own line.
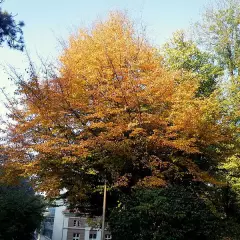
left=88, top=121, right=108, bottom=130
left=33, top=138, right=67, bottom=153
left=163, top=138, right=199, bottom=154
left=129, top=127, right=146, bottom=138
left=35, top=175, right=62, bottom=198
left=139, top=176, right=167, bottom=187
left=86, top=168, right=99, bottom=175
left=148, top=131, right=199, bottom=154
left=62, top=156, right=77, bottom=163
left=2, top=11, right=234, bottom=197
left=60, top=12, right=159, bottom=116
left=24, top=161, right=40, bottom=176
left=0, top=162, right=24, bottom=185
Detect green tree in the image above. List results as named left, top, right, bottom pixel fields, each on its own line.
left=162, top=30, right=223, bottom=97
left=196, top=0, right=240, bottom=200
left=0, top=0, right=24, bottom=50
left=0, top=181, right=45, bottom=240
left=196, top=0, right=240, bottom=77
left=109, top=186, right=240, bottom=240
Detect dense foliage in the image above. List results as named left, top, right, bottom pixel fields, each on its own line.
left=0, top=181, right=45, bottom=240
left=1, top=13, right=234, bottom=212
left=196, top=0, right=240, bottom=78
left=195, top=0, right=240, bottom=202
left=0, top=1, right=239, bottom=238
left=162, top=30, right=223, bottom=97
left=109, top=186, right=240, bottom=240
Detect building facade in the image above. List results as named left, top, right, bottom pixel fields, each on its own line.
left=39, top=201, right=111, bottom=240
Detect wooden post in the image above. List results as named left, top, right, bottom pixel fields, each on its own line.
left=101, top=180, right=107, bottom=240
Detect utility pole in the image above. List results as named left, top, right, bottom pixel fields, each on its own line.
left=101, top=179, right=107, bottom=240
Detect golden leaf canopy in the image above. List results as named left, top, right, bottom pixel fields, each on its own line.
left=1, top=12, right=232, bottom=198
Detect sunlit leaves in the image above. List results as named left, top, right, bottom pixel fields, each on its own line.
left=1, top=12, right=234, bottom=207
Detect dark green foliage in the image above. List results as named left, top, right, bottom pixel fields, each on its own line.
left=0, top=1, right=24, bottom=50
left=109, top=186, right=240, bottom=240
left=0, top=182, right=45, bottom=240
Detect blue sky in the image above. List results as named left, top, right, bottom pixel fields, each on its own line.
left=0, top=0, right=211, bottom=114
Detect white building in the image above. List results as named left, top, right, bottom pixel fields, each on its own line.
left=39, top=201, right=111, bottom=240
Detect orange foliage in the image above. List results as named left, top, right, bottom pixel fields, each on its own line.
left=1, top=12, right=232, bottom=198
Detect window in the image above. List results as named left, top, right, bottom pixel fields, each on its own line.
left=73, top=233, right=80, bottom=240
left=105, top=234, right=112, bottom=240
left=42, top=229, right=53, bottom=239
left=89, top=233, right=97, bottom=239
left=73, top=220, right=80, bottom=227
left=42, top=217, right=54, bottom=239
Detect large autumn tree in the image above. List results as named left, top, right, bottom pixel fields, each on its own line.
left=1, top=12, right=234, bottom=211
